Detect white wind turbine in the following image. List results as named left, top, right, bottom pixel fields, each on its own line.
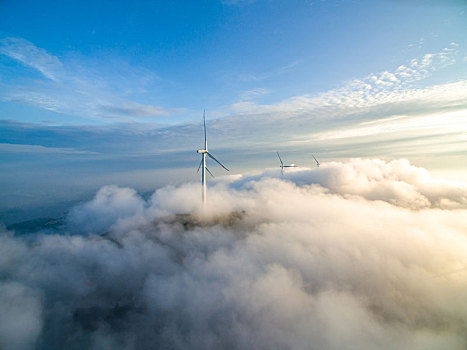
left=197, top=110, right=229, bottom=207
left=276, top=152, right=297, bottom=176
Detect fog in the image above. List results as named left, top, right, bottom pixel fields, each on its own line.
left=1, top=158, right=467, bottom=349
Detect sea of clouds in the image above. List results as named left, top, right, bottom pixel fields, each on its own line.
left=1, top=158, right=467, bottom=350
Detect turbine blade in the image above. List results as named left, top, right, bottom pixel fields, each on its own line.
left=276, top=152, right=283, bottom=166
left=312, top=154, right=320, bottom=167
left=207, top=152, right=229, bottom=171
left=197, top=158, right=203, bottom=173
left=281, top=167, right=284, bottom=176
left=203, top=109, right=207, bottom=150
left=205, top=167, right=214, bottom=178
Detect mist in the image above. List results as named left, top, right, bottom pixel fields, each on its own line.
left=1, top=158, right=467, bottom=350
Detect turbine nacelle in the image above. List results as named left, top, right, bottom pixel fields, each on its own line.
left=276, top=151, right=297, bottom=175
left=197, top=149, right=207, bottom=154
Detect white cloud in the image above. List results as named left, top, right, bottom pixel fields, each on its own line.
left=228, top=44, right=461, bottom=116
left=238, top=88, right=269, bottom=101
left=2, top=159, right=467, bottom=349
left=0, top=282, right=43, bottom=350
left=0, top=37, right=166, bottom=121
left=0, top=37, right=62, bottom=82
left=68, top=185, right=146, bottom=233
left=236, top=59, right=304, bottom=83
left=303, top=109, right=467, bottom=142
left=229, top=158, right=467, bottom=209
left=408, top=37, right=425, bottom=49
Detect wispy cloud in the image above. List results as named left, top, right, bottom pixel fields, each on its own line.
left=301, top=109, right=467, bottom=142
left=237, top=59, right=304, bottom=82
left=99, top=104, right=165, bottom=118
left=407, top=37, right=425, bottom=49
left=0, top=143, right=99, bottom=155
left=0, top=37, right=62, bottom=82
left=228, top=44, right=462, bottom=116
left=0, top=37, right=166, bottom=121
left=238, top=88, right=270, bottom=101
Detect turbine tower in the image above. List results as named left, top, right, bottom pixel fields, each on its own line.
left=197, top=110, right=229, bottom=207
left=276, top=152, right=297, bottom=176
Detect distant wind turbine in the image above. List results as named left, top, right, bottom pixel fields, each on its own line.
left=312, top=154, right=320, bottom=167
left=276, top=152, right=297, bottom=176
left=197, top=110, right=229, bottom=207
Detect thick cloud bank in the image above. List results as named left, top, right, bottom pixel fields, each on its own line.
left=1, top=159, right=467, bottom=350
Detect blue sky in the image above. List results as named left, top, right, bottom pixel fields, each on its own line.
left=1, top=0, right=467, bottom=222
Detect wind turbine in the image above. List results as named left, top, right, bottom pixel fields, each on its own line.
left=276, top=152, right=297, bottom=176
left=312, top=154, right=320, bottom=167
left=197, top=110, right=229, bottom=207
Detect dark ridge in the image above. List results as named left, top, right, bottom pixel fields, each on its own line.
left=169, top=211, right=247, bottom=231
left=6, top=217, right=65, bottom=235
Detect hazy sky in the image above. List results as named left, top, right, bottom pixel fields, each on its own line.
left=1, top=0, right=466, bottom=220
